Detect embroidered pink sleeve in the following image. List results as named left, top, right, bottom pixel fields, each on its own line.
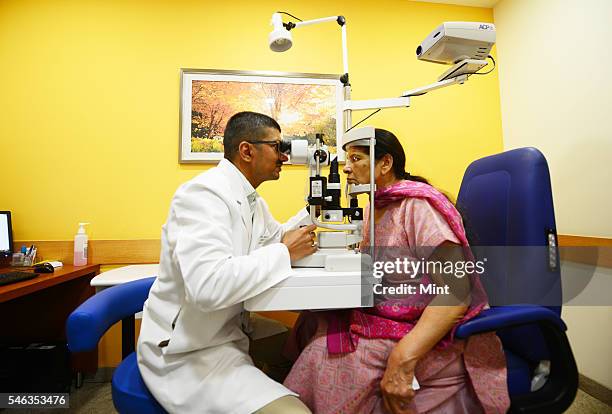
left=404, top=198, right=461, bottom=259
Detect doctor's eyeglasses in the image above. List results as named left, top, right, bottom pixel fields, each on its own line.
left=246, top=140, right=291, bottom=156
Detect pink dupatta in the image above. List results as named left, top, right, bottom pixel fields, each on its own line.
left=327, top=180, right=488, bottom=354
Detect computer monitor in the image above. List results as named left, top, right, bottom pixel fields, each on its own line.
left=0, top=211, right=14, bottom=258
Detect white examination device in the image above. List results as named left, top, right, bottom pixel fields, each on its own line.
left=416, top=22, right=496, bottom=81
left=288, top=135, right=364, bottom=272
left=416, top=22, right=495, bottom=64
left=244, top=15, right=499, bottom=311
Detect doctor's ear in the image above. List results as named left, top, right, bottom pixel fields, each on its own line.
left=237, top=141, right=254, bottom=162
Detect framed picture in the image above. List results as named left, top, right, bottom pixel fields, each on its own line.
left=179, top=69, right=345, bottom=163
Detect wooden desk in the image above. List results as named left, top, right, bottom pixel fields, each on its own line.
left=0, top=264, right=100, bottom=375
left=0, top=264, right=99, bottom=303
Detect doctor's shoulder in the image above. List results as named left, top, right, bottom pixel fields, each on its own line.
left=172, top=169, right=235, bottom=207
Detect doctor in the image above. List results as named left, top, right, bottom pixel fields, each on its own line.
left=137, top=111, right=316, bottom=414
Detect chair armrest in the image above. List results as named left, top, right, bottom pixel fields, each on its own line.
left=66, top=277, right=155, bottom=352
left=455, top=305, right=567, bottom=339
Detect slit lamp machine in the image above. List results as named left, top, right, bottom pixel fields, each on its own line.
left=269, top=14, right=497, bottom=272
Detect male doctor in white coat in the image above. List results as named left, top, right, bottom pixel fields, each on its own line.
left=137, top=111, right=316, bottom=413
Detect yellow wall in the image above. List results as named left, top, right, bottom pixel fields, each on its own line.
left=0, top=0, right=502, bottom=241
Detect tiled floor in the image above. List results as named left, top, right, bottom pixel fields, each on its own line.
left=1, top=383, right=610, bottom=413
left=566, top=390, right=612, bottom=414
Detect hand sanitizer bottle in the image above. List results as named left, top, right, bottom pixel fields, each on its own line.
left=74, top=222, right=90, bottom=266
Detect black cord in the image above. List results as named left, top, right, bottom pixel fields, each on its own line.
left=346, top=55, right=495, bottom=132
left=471, top=55, right=496, bottom=75
left=276, top=11, right=303, bottom=22
left=404, top=55, right=495, bottom=94
left=402, top=92, right=427, bottom=97
left=346, top=109, right=382, bottom=132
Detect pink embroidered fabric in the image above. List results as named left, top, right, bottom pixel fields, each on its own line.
left=326, top=180, right=488, bottom=354
left=283, top=180, right=510, bottom=413
left=285, top=317, right=509, bottom=413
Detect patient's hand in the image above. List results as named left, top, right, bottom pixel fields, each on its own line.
left=380, top=345, right=417, bottom=414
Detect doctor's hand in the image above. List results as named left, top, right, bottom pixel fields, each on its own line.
left=282, top=224, right=318, bottom=261
left=380, top=345, right=417, bottom=414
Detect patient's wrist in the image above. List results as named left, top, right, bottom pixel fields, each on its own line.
left=391, top=341, right=421, bottom=365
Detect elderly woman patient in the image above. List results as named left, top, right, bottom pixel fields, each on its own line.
left=283, top=129, right=510, bottom=414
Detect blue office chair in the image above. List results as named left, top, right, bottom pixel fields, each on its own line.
left=66, top=277, right=166, bottom=414
left=455, top=147, right=578, bottom=412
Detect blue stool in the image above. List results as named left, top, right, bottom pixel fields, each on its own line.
left=67, top=277, right=166, bottom=413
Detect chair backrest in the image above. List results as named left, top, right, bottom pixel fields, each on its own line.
left=457, top=147, right=561, bottom=361
left=67, top=277, right=156, bottom=353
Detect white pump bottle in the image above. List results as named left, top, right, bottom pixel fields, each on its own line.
left=74, top=222, right=90, bottom=266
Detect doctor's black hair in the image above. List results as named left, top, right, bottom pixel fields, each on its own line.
left=223, top=111, right=281, bottom=161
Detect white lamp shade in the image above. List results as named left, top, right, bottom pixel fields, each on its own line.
left=269, top=28, right=293, bottom=52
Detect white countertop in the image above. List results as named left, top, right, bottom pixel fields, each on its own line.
left=91, top=264, right=159, bottom=286
left=91, top=264, right=370, bottom=311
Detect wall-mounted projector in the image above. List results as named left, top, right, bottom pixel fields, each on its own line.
left=416, top=22, right=496, bottom=65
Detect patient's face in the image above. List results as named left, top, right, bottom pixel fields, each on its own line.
left=343, top=147, right=381, bottom=185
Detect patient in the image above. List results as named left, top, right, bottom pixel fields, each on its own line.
left=284, top=129, right=510, bottom=413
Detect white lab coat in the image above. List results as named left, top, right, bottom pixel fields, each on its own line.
left=137, top=159, right=310, bottom=414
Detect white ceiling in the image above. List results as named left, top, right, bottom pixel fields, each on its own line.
left=409, top=0, right=500, bottom=8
